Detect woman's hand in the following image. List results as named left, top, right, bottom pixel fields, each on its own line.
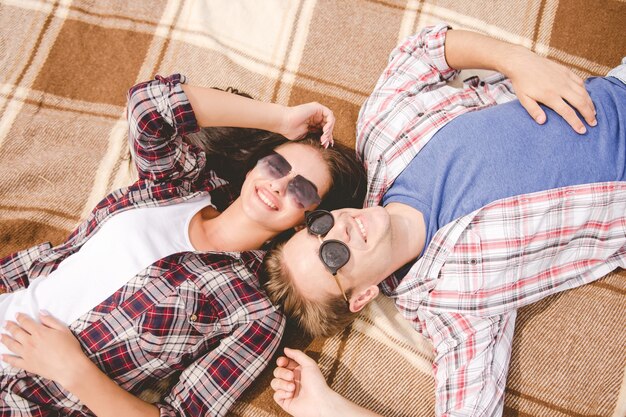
left=1, top=311, right=88, bottom=388
left=502, top=46, right=596, bottom=133
left=271, top=348, right=334, bottom=417
left=281, top=102, right=335, bottom=147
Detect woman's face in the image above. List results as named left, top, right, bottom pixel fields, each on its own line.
left=239, top=142, right=332, bottom=233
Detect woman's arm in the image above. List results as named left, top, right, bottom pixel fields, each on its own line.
left=2, top=309, right=285, bottom=417
left=444, top=29, right=597, bottom=133
left=182, top=84, right=334, bottom=144
left=1, top=312, right=159, bottom=417
left=128, top=75, right=335, bottom=182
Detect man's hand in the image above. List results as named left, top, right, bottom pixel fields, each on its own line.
left=272, top=348, right=384, bottom=417
left=1, top=311, right=88, bottom=388
left=281, top=102, right=335, bottom=147
left=503, top=46, right=597, bottom=134
left=271, top=348, right=333, bottom=417
left=444, top=29, right=597, bottom=134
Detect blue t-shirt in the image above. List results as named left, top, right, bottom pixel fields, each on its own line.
left=383, top=77, right=626, bottom=264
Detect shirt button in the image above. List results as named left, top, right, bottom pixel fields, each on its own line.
left=189, top=314, right=198, bottom=322
left=417, top=112, right=424, bottom=117
left=469, top=259, right=478, bottom=265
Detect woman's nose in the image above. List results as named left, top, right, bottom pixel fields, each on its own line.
left=269, top=175, right=291, bottom=195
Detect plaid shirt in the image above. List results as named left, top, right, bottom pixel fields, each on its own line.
left=0, top=74, right=285, bottom=417
left=357, top=25, right=626, bottom=416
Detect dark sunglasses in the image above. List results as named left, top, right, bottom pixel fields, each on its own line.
left=255, top=151, right=322, bottom=209
left=305, top=210, right=350, bottom=302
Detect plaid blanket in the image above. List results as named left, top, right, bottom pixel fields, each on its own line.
left=0, top=1, right=624, bottom=416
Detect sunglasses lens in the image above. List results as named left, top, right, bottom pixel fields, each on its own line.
left=320, top=240, right=350, bottom=271
left=307, top=210, right=334, bottom=235
left=287, top=176, right=321, bottom=208
left=256, top=152, right=291, bottom=179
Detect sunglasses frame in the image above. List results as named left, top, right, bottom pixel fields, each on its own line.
left=305, top=210, right=351, bottom=302
left=257, top=151, right=322, bottom=208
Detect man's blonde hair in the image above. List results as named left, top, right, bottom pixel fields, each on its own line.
left=262, top=242, right=358, bottom=338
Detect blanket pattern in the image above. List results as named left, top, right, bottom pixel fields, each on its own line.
left=0, top=1, right=624, bottom=416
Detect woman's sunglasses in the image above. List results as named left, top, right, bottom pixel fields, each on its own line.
left=305, top=210, right=351, bottom=302
left=255, top=151, right=322, bottom=208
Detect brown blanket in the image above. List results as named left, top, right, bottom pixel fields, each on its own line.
left=1, top=1, right=624, bottom=416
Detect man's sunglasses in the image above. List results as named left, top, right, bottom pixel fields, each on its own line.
left=255, top=151, right=322, bottom=208
left=305, top=210, right=351, bottom=302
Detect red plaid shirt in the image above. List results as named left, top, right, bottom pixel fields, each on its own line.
left=0, top=74, right=285, bottom=417
left=357, top=25, right=626, bottom=416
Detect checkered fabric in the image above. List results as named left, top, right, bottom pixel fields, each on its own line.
left=358, top=24, right=626, bottom=416
left=0, top=73, right=285, bottom=417
left=1, top=1, right=625, bottom=416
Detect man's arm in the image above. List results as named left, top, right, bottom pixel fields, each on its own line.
left=271, top=310, right=516, bottom=417
left=424, top=311, right=517, bottom=417
left=443, top=29, right=596, bottom=133
left=357, top=24, right=596, bottom=159
left=271, top=348, right=383, bottom=417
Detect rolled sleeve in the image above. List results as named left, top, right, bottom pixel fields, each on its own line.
left=421, top=24, right=458, bottom=81
left=126, top=74, right=203, bottom=182
left=155, top=311, right=285, bottom=417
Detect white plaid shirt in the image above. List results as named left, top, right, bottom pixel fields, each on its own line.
left=357, top=24, right=626, bottom=416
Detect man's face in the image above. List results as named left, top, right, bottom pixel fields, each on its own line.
left=282, top=206, right=395, bottom=306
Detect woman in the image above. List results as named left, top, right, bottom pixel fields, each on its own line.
left=0, top=74, right=366, bottom=417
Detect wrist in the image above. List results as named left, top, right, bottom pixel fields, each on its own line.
left=274, top=104, right=291, bottom=137
left=325, top=389, right=351, bottom=415
left=61, top=354, right=96, bottom=392
left=496, top=44, right=529, bottom=76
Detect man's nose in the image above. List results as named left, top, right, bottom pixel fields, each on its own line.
left=327, top=212, right=351, bottom=240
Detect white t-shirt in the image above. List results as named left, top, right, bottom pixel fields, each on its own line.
left=0, top=195, right=213, bottom=368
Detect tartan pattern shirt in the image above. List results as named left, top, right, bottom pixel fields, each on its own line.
left=0, top=74, right=285, bottom=417
left=357, top=25, right=626, bottom=416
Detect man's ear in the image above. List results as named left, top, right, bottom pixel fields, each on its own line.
left=349, top=285, right=379, bottom=313
left=294, top=224, right=305, bottom=232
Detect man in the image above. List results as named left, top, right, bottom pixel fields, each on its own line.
left=264, top=24, right=626, bottom=416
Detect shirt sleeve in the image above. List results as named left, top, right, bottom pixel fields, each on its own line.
left=423, top=310, right=517, bottom=417
left=356, top=23, right=458, bottom=159
left=155, top=310, right=285, bottom=417
left=126, top=74, right=205, bottom=182
left=0, top=242, right=51, bottom=293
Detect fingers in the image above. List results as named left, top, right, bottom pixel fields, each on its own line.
left=273, top=389, right=292, bottom=405
left=271, top=362, right=297, bottom=406
left=0, top=333, right=21, bottom=353
left=273, top=365, right=295, bottom=382
left=518, top=95, right=546, bottom=124
left=271, top=375, right=296, bottom=393
left=15, top=313, right=39, bottom=334
left=283, top=347, right=317, bottom=366
left=39, top=310, right=66, bottom=331
left=557, top=70, right=595, bottom=132
left=3, top=320, right=30, bottom=344
left=317, top=104, right=335, bottom=148
left=276, top=354, right=301, bottom=371
left=1, top=354, right=25, bottom=369
left=563, top=84, right=597, bottom=127
left=550, top=98, right=587, bottom=134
